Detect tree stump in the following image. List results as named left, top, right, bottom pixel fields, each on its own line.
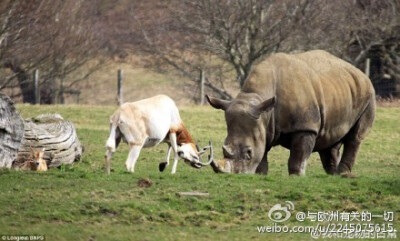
left=0, top=93, right=25, bottom=168
left=15, top=114, right=83, bottom=168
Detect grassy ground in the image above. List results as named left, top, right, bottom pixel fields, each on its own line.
left=0, top=104, right=399, bottom=241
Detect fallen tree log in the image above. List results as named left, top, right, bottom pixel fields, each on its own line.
left=0, top=93, right=25, bottom=168
left=15, top=114, right=83, bottom=168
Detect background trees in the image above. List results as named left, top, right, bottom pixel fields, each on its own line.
left=130, top=0, right=399, bottom=100
left=0, top=0, right=398, bottom=103
left=0, top=0, right=105, bottom=104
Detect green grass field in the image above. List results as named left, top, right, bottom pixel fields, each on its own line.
left=0, top=104, right=399, bottom=241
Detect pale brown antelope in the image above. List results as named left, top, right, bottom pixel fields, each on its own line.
left=16, top=147, right=48, bottom=171
left=105, top=95, right=213, bottom=174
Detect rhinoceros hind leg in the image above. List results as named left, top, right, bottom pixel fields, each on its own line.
left=337, top=139, right=361, bottom=175
left=318, top=142, right=342, bottom=175
left=288, top=132, right=316, bottom=175
left=338, top=101, right=375, bottom=175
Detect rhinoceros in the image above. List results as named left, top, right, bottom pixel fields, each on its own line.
left=206, top=50, right=375, bottom=175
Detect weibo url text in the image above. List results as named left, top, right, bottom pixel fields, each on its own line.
left=257, top=223, right=397, bottom=239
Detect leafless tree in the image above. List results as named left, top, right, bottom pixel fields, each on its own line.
left=0, top=0, right=105, bottom=104
left=130, top=0, right=320, bottom=99
left=2, top=0, right=398, bottom=103
left=132, top=0, right=399, bottom=98
left=342, top=0, right=399, bottom=90
left=300, top=0, right=400, bottom=97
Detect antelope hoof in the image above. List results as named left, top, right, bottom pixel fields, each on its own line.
left=159, top=162, right=168, bottom=172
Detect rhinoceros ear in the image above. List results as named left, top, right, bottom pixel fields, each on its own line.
left=248, top=97, right=276, bottom=119
left=206, top=95, right=231, bottom=111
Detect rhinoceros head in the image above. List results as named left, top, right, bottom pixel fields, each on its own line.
left=206, top=94, right=275, bottom=173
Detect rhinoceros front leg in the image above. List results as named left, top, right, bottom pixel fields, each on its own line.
left=255, top=152, right=269, bottom=175
left=288, top=132, right=316, bottom=175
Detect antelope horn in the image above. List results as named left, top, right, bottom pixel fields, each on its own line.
left=198, top=143, right=212, bottom=155
left=198, top=141, right=214, bottom=166
left=198, top=145, right=209, bottom=163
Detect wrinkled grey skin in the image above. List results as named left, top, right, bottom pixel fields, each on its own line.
left=207, top=50, right=375, bottom=175
left=207, top=94, right=276, bottom=174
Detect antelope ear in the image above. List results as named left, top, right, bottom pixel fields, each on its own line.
left=39, top=148, right=45, bottom=158
left=29, top=146, right=35, bottom=158
left=206, top=95, right=231, bottom=111
left=248, top=97, right=276, bottom=119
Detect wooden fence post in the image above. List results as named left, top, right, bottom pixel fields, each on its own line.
left=76, top=92, right=80, bottom=104
left=117, top=69, right=123, bottom=106
left=33, top=69, right=40, bottom=104
left=59, top=78, right=65, bottom=104
left=199, top=69, right=205, bottom=105
left=365, top=58, right=370, bottom=77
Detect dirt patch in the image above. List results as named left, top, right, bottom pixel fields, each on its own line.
left=376, top=97, right=400, bottom=107
left=138, top=178, right=153, bottom=188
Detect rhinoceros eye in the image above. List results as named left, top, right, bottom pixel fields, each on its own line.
left=244, top=147, right=252, bottom=160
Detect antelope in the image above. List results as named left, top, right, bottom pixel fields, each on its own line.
left=105, top=95, right=213, bottom=174
left=16, top=147, right=48, bottom=171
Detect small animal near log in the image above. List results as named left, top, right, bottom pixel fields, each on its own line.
left=14, top=147, right=48, bottom=171
left=15, top=114, right=83, bottom=168
left=105, top=95, right=213, bottom=174
left=0, top=93, right=24, bottom=168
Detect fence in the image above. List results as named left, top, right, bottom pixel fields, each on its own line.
left=3, top=64, right=399, bottom=105
left=365, top=58, right=400, bottom=99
